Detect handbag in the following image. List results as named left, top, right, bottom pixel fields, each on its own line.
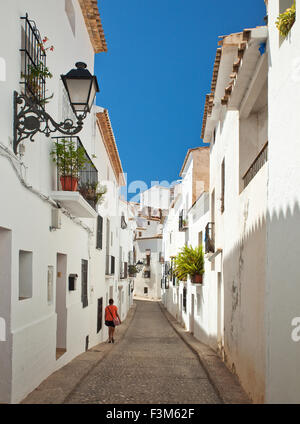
left=108, top=306, right=120, bottom=326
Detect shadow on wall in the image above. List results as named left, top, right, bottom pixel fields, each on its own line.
left=222, top=202, right=300, bottom=404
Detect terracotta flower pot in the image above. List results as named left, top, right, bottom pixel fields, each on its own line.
left=191, top=274, right=203, bottom=284
left=60, top=176, right=78, bottom=191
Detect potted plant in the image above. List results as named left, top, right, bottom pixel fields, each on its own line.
left=50, top=139, right=90, bottom=191
left=276, top=1, right=296, bottom=37
left=79, top=182, right=107, bottom=208
left=128, top=265, right=138, bottom=277
left=174, top=245, right=205, bottom=284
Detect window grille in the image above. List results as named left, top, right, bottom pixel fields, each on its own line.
left=20, top=14, right=47, bottom=106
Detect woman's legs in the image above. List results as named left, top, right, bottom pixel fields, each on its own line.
left=111, top=327, right=115, bottom=342
left=108, top=326, right=113, bottom=342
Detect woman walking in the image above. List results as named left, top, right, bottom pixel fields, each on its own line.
left=105, top=298, right=122, bottom=343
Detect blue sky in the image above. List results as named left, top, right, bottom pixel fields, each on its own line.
left=95, top=0, right=266, bottom=197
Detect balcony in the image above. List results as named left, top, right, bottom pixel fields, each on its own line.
left=243, top=142, right=268, bottom=189
left=106, top=255, right=115, bottom=276
left=51, top=136, right=98, bottom=218
left=205, top=222, right=215, bottom=254
left=179, top=211, right=188, bottom=232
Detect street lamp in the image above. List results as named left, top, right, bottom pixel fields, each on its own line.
left=13, top=62, right=99, bottom=154
left=61, top=62, right=99, bottom=118
left=136, top=260, right=144, bottom=273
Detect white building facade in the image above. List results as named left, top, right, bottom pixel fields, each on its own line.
left=0, top=0, right=134, bottom=403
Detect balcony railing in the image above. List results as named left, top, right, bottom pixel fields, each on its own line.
left=205, top=222, right=215, bottom=254
left=243, top=142, right=268, bottom=189
left=106, top=255, right=115, bottom=275
left=52, top=136, right=98, bottom=209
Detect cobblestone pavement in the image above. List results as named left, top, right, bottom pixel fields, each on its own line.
left=65, top=300, right=221, bottom=404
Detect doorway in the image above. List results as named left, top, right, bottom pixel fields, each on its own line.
left=56, top=253, right=67, bottom=359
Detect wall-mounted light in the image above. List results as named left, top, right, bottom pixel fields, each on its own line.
left=13, top=62, right=99, bottom=154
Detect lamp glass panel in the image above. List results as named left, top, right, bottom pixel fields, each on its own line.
left=65, top=79, right=91, bottom=109
left=88, top=80, right=97, bottom=110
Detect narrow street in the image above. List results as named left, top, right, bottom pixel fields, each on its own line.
left=64, top=301, right=221, bottom=404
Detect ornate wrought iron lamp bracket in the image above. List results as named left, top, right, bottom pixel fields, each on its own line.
left=13, top=91, right=86, bottom=154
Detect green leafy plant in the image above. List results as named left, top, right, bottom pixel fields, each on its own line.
left=50, top=139, right=90, bottom=178
left=21, top=36, right=54, bottom=105
left=174, top=245, right=204, bottom=281
left=79, top=182, right=107, bottom=206
left=276, top=1, right=296, bottom=37
left=128, top=265, right=138, bottom=276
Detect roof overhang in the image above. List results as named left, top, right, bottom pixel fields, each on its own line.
left=201, top=26, right=267, bottom=142
left=96, top=110, right=126, bottom=186
left=78, top=0, right=107, bottom=53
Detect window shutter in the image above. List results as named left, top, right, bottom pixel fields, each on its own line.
left=81, top=259, right=88, bottom=308
left=96, top=215, right=103, bottom=249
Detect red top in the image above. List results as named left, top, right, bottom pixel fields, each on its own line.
left=105, top=305, right=118, bottom=321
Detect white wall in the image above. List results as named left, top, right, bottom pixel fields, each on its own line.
left=265, top=0, right=300, bottom=403
left=0, top=1, right=133, bottom=403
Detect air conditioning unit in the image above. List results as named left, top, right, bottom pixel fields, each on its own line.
left=51, top=208, right=62, bottom=230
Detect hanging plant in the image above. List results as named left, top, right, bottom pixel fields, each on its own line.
left=276, top=1, right=296, bottom=37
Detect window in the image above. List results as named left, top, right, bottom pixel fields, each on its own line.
left=144, top=287, right=148, bottom=294
left=97, top=298, right=103, bottom=333
left=143, top=271, right=151, bottom=278
left=183, top=287, right=187, bottom=313
left=146, top=249, right=151, bottom=266
left=148, top=221, right=150, bottom=225
left=65, top=0, right=76, bottom=36
left=81, top=260, right=88, bottom=308
left=68, top=274, right=77, bottom=291
left=96, top=215, right=103, bottom=249
left=221, top=159, right=225, bottom=213
left=111, top=256, right=115, bottom=275
left=47, top=266, right=54, bottom=304
left=20, top=14, right=47, bottom=105
left=139, top=232, right=142, bottom=237
left=106, top=218, right=110, bottom=252
left=19, top=250, right=33, bottom=300
left=165, top=278, right=169, bottom=290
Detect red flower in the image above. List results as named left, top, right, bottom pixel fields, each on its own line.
left=42, top=37, right=48, bottom=43
left=50, top=46, right=54, bottom=51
